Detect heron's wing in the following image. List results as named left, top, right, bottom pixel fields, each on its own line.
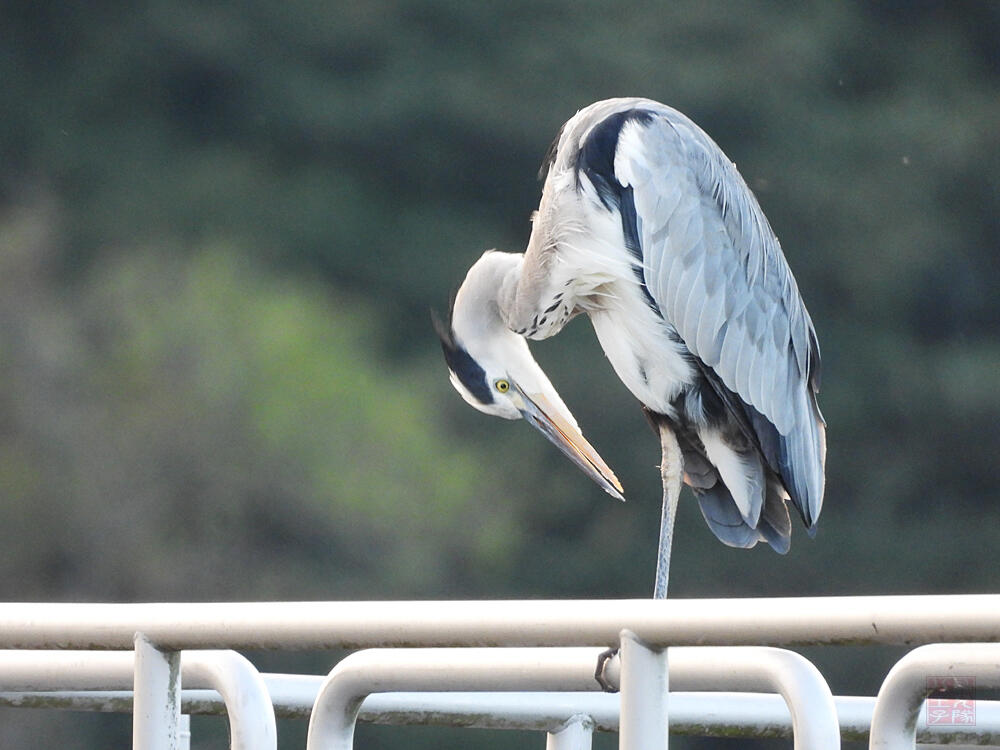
left=614, top=109, right=826, bottom=527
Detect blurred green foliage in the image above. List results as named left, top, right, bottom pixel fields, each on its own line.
left=1, top=0, right=998, bottom=748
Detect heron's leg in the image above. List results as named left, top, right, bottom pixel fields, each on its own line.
left=653, top=422, right=683, bottom=599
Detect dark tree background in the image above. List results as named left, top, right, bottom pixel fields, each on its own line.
left=1, top=1, right=997, bottom=747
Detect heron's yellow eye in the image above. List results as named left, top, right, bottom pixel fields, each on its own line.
left=495, top=379, right=510, bottom=393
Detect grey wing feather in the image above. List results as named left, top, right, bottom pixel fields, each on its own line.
left=614, top=105, right=826, bottom=527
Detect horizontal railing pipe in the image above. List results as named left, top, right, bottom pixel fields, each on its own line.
left=7, top=683, right=1000, bottom=745
left=0, top=651, right=135, bottom=690
left=0, top=595, right=999, bottom=650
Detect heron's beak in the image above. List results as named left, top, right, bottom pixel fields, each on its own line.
left=513, top=384, right=625, bottom=501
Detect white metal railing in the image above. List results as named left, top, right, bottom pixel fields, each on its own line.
left=7, top=683, right=1000, bottom=745
left=0, top=646, right=275, bottom=750
left=8, top=682, right=1000, bottom=745
left=302, top=643, right=838, bottom=750
left=547, top=715, right=594, bottom=750
left=870, top=643, right=1000, bottom=750
left=2, top=595, right=1000, bottom=649
left=305, top=647, right=608, bottom=750
left=2, top=595, right=1000, bottom=749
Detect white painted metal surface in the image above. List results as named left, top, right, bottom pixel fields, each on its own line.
left=9, top=684, right=1000, bottom=744
left=0, top=650, right=274, bottom=750
left=0, top=650, right=135, bottom=690
left=302, top=644, right=836, bottom=750
left=305, top=647, right=608, bottom=750
left=870, top=643, right=1000, bottom=750
left=182, top=651, right=277, bottom=750
left=546, top=715, right=594, bottom=750
left=2, top=595, right=1000, bottom=649
left=598, top=644, right=840, bottom=750
left=3, top=597, right=1000, bottom=748
left=670, top=646, right=840, bottom=750
left=617, top=631, right=669, bottom=750
left=133, top=634, right=181, bottom=750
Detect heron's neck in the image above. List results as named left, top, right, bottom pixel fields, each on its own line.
left=453, top=251, right=524, bottom=343
left=496, top=261, right=522, bottom=329
left=494, top=253, right=553, bottom=337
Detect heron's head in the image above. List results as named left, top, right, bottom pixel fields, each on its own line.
left=434, top=251, right=624, bottom=501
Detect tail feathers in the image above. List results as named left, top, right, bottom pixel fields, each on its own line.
left=696, top=485, right=765, bottom=549
left=694, top=476, right=791, bottom=554
left=757, top=478, right=792, bottom=553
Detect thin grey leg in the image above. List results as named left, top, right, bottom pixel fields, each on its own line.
left=654, top=423, right=683, bottom=599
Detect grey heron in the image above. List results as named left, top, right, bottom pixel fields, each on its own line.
left=436, top=98, right=825, bottom=597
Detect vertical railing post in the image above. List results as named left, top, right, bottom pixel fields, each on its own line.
left=618, top=630, right=668, bottom=750
left=545, top=714, right=594, bottom=750
left=133, top=632, right=181, bottom=750
left=178, top=714, right=191, bottom=750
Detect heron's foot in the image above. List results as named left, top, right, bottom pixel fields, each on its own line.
left=594, top=646, right=620, bottom=693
